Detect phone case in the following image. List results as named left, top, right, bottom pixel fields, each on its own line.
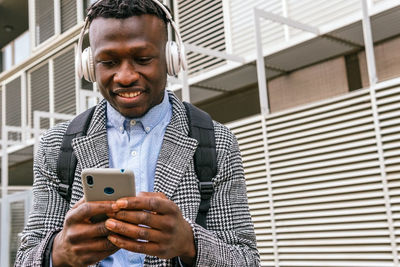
left=81, top=168, right=136, bottom=202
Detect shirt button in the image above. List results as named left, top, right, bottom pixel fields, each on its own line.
left=131, top=151, right=137, bottom=157
left=119, top=126, right=123, bottom=132
left=145, top=127, right=151, bottom=132
left=130, top=120, right=136, bottom=126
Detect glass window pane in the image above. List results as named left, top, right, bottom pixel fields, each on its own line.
left=3, top=44, right=13, bottom=71
left=14, top=31, right=30, bottom=65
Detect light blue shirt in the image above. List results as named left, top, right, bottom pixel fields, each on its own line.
left=100, top=91, right=172, bottom=267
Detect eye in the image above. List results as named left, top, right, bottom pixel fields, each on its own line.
left=136, top=57, right=153, bottom=65
left=99, top=60, right=118, bottom=67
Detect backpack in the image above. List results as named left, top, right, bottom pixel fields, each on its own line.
left=56, top=102, right=217, bottom=229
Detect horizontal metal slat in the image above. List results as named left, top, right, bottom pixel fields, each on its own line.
left=267, top=110, right=373, bottom=139
left=273, top=182, right=385, bottom=200
left=240, top=146, right=264, bottom=157
left=270, top=145, right=378, bottom=168
left=242, top=153, right=265, bottom=164
left=273, top=173, right=382, bottom=193
left=276, top=214, right=389, bottom=227
left=278, top=259, right=393, bottom=267
left=270, top=154, right=379, bottom=175
left=268, top=127, right=375, bottom=151
left=275, top=190, right=386, bottom=208
left=267, top=102, right=371, bottom=132
left=274, top=206, right=387, bottom=220
left=227, top=115, right=262, bottom=130
left=375, top=86, right=400, bottom=98
left=278, top=245, right=392, bottom=253
left=179, top=0, right=220, bottom=19
left=181, top=8, right=222, bottom=34
left=235, top=127, right=263, bottom=140
left=274, top=198, right=386, bottom=214
left=266, top=91, right=370, bottom=125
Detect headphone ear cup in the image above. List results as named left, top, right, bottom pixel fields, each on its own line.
left=180, top=44, right=187, bottom=71
left=165, top=41, right=180, bottom=76
left=82, top=47, right=96, bottom=82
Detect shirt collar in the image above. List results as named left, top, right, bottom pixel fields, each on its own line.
left=106, top=91, right=171, bottom=133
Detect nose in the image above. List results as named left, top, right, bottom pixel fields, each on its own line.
left=113, top=61, right=139, bottom=86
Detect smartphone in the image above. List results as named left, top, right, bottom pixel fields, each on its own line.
left=81, top=168, right=136, bottom=222
left=81, top=168, right=136, bottom=201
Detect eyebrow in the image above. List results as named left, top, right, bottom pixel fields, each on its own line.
left=96, top=43, right=157, bottom=57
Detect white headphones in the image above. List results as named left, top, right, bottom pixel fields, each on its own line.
left=76, top=0, right=187, bottom=82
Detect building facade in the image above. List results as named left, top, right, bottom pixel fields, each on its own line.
left=0, top=0, right=399, bottom=266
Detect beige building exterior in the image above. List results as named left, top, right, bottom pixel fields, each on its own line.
left=0, top=0, right=399, bottom=266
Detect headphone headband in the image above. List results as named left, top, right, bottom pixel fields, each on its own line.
left=76, top=0, right=187, bottom=81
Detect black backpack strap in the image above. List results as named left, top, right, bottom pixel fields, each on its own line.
left=183, top=102, right=217, bottom=229
left=57, top=106, right=96, bottom=202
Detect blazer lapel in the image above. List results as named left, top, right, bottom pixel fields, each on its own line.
left=71, top=100, right=109, bottom=170
left=153, top=93, right=198, bottom=198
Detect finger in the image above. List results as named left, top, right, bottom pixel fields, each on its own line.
left=105, top=219, right=166, bottom=243
left=107, top=234, right=168, bottom=258
left=71, top=238, right=119, bottom=266
left=115, top=197, right=176, bottom=215
left=67, top=221, right=113, bottom=244
left=71, top=198, right=85, bottom=209
left=137, top=192, right=168, bottom=200
left=66, top=201, right=118, bottom=224
left=73, top=237, right=118, bottom=255
left=107, top=210, right=168, bottom=230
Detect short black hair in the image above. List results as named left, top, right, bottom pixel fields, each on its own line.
left=87, top=0, right=170, bottom=27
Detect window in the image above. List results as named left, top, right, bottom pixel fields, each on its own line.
left=33, top=0, right=80, bottom=47
left=1, top=31, right=31, bottom=73
left=61, top=0, right=78, bottom=33
left=14, top=32, right=30, bottom=66
left=2, top=44, right=13, bottom=71
left=34, top=0, right=55, bottom=45
left=29, top=63, right=50, bottom=128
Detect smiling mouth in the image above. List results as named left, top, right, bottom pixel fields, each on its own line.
left=117, top=91, right=143, bottom=98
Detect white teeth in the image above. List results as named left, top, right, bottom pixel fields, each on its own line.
left=119, top=91, right=142, bottom=98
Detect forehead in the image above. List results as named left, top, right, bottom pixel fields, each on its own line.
left=89, top=15, right=167, bottom=49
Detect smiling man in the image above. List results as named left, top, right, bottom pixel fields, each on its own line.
left=16, top=1, right=260, bottom=267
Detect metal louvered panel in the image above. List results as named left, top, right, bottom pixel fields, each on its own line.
left=30, top=63, right=50, bottom=129
left=9, top=201, right=25, bottom=267
left=176, top=0, right=226, bottom=75
left=287, top=0, right=360, bottom=38
left=266, top=90, right=391, bottom=267
left=0, top=86, right=2, bottom=140
left=54, top=48, right=76, bottom=116
left=227, top=84, right=400, bottom=266
left=226, top=115, right=274, bottom=266
left=229, top=0, right=284, bottom=58
left=5, top=77, right=21, bottom=127
left=376, top=85, right=400, bottom=259
left=35, top=0, right=55, bottom=45
left=61, top=0, right=78, bottom=33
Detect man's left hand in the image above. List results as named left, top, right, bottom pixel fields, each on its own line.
left=105, top=192, right=196, bottom=265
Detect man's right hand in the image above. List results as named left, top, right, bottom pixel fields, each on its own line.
left=51, top=199, right=120, bottom=267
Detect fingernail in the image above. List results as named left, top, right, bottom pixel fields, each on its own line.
left=116, top=199, right=128, bottom=208
left=111, top=203, right=119, bottom=211
left=108, top=235, right=116, bottom=243
left=105, top=220, right=116, bottom=229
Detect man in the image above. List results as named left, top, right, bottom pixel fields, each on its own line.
left=16, top=0, right=260, bottom=266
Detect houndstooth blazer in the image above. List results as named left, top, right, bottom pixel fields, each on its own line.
left=15, top=92, right=260, bottom=267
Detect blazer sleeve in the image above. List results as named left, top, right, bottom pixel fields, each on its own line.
left=188, top=123, right=260, bottom=267
left=15, top=125, right=70, bottom=267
